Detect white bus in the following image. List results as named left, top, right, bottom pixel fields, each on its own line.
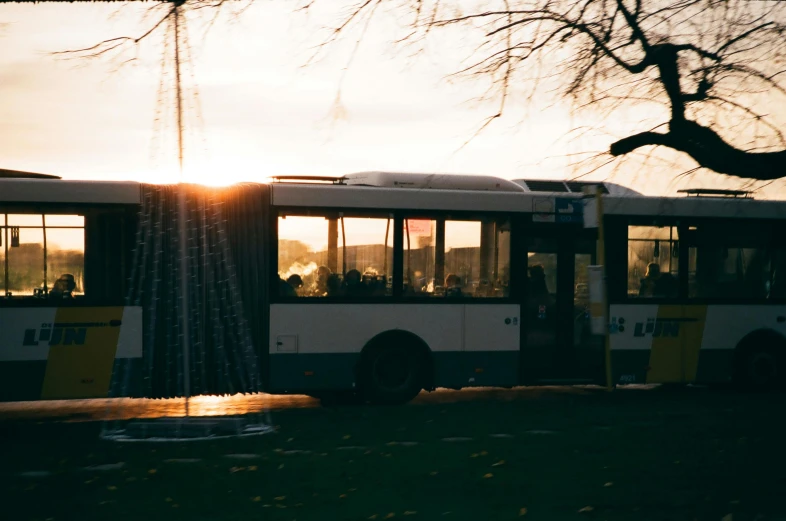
left=0, top=171, right=783, bottom=403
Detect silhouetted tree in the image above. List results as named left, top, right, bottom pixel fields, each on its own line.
left=305, top=0, right=786, bottom=180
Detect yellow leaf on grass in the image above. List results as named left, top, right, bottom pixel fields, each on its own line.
left=578, top=506, right=594, bottom=513
left=340, top=494, right=348, bottom=499
left=274, top=496, right=286, bottom=501
left=252, top=496, right=261, bottom=502
left=248, top=466, right=258, bottom=471
left=492, top=460, right=505, bottom=467
left=385, top=514, right=395, bottom=519
left=148, top=469, right=157, bottom=475
left=519, top=507, right=528, bottom=516
left=480, top=450, right=488, bottom=456
left=483, top=473, right=494, bottom=479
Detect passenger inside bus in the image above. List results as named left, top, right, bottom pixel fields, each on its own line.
left=286, top=274, right=304, bottom=295
left=49, top=274, right=77, bottom=300
left=638, top=263, right=677, bottom=298
left=445, top=273, right=463, bottom=297
left=342, top=269, right=363, bottom=296
left=528, top=265, right=551, bottom=303
left=278, top=275, right=297, bottom=297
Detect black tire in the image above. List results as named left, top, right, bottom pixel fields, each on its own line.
left=738, top=347, right=783, bottom=392
left=358, top=343, right=426, bottom=405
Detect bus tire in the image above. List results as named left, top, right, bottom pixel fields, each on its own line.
left=357, top=336, right=428, bottom=406
left=735, top=332, right=786, bottom=392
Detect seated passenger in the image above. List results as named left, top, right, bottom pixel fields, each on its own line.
left=639, top=263, right=677, bottom=298
left=287, top=274, right=304, bottom=295
left=445, top=273, right=463, bottom=297
left=50, top=274, right=76, bottom=300
left=278, top=276, right=297, bottom=297
left=326, top=273, right=341, bottom=296
left=343, top=269, right=365, bottom=296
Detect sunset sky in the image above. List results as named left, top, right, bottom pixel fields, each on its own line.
left=1, top=1, right=785, bottom=197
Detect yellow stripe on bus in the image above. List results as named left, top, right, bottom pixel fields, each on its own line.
left=645, top=304, right=708, bottom=384
left=40, top=307, right=124, bottom=399
left=646, top=305, right=683, bottom=383
left=681, top=305, right=709, bottom=382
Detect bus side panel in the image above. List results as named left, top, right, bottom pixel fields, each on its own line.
left=0, top=306, right=143, bottom=401
left=697, top=305, right=786, bottom=382
left=609, top=304, right=659, bottom=385
left=462, top=304, right=519, bottom=387
left=610, top=304, right=786, bottom=385
left=268, top=303, right=519, bottom=392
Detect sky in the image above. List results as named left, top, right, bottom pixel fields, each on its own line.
left=2, top=1, right=786, bottom=197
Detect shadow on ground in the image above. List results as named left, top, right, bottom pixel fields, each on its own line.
left=1, top=386, right=784, bottom=521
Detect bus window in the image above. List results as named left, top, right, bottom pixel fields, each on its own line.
left=277, top=214, right=393, bottom=297
left=444, top=220, right=480, bottom=297
left=686, top=222, right=773, bottom=300
left=444, top=219, right=510, bottom=298
left=2, top=213, right=85, bottom=298
left=403, top=218, right=511, bottom=298
left=627, top=225, right=678, bottom=298
left=403, top=218, right=437, bottom=296
left=689, top=246, right=771, bottom=299
left=339, top=217, right=393, bottom=297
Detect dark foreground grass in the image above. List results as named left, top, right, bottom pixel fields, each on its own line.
left=2, top=387, right=786, bottom=521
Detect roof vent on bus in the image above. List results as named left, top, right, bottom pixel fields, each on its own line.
left=677, top=188, right=753, bottom=199
left=512, top=178, right=641, bottom=196
left=342, top=172, right=526, bottom=192
left=0, top=168, right=61, bottom=180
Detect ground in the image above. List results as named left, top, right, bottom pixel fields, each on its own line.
left=1, top=386, right=785, bottom=521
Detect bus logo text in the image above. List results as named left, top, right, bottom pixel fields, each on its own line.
left=633, top=318, right=680, bottom=338
left=22, top=320, right=121, bottom=347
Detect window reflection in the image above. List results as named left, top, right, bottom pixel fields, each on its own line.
left=628, top=226, right=679, bottom=298
left=688, top=223, right=772, bottom=299
left=405, top=218, right=510, bottom=298
left=403, top=219, right=437, bottom=296
left=277, top=214, right=393, bottom=297
left=1, top=213, right=85, bottom=299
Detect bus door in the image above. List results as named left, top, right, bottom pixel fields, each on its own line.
left=521, top=228, right=601, bottom=382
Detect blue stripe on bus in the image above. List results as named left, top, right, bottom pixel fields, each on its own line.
left=268, top=351, right=520, bottom=392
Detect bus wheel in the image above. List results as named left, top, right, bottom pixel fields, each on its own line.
left=740, top=347, right=782, bottom=391
left=358, top=344, right=425, bottom=405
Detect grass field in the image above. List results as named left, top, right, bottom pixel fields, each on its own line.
left=2, top=386, right=785, bottom=521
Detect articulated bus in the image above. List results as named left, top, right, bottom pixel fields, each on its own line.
left=1, top=172, right=785, bottom=404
